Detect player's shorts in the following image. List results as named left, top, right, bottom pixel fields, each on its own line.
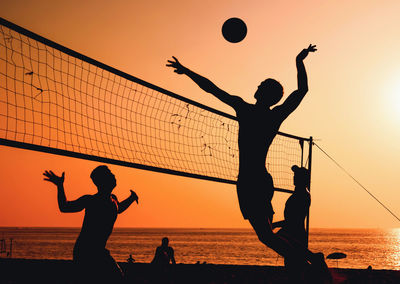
left=236, top=171, right=275, bottom=220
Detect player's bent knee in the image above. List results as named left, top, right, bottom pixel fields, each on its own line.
left=258, top=234, right=275, bottom=247
left=252, top=228, right=274, bottom=246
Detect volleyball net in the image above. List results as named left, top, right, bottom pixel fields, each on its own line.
left=0, top=17, right=312, bottom=192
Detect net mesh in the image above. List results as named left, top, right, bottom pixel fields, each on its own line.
left=0, top=20, right=307, bottom=191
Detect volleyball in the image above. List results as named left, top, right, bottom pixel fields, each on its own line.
left=222, top=18, right=247, bottom=43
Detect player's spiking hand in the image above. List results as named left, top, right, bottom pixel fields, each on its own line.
left=296, top=44, right=317, bottom=61
left=130, top=190, right=139, bottom=204
left=43, top=170, right=65, bottom=187
left=166, top=56, right=186, bottom=74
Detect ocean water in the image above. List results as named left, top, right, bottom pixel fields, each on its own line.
left=0, top=227, right=399, bottom=270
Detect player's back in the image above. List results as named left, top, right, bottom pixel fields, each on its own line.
left=283, top=191, right=310, bottom=244
left=236, top=102, right=283, bottom=176
left=75, top=194, right=118, bottom=252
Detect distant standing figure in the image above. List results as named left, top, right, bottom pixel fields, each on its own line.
left=43, top=165, right=139, bottom=283
left=151, top=237, right=176, bottom=265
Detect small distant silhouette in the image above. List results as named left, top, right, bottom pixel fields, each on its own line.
left=127, top=254, right=135, bottom=264
left=43, top=165, right=139, bottom=284
left=151, top=237, right=176, bottom=266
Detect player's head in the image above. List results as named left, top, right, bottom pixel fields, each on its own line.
left=162, top=237, right=169, bottom=246
left=292, top=165, right=310, bottom=189
left=254, top=78, right=284, bottom=107
left=90, top=165, right=116, bottom=193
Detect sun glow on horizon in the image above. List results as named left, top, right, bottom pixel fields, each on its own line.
left=383, top=74, right=400, bottom=123
left=392, top=85, right=400, bottom=115
left=389, top=228, right=400, bottom=268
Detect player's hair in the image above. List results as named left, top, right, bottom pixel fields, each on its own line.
left=292, top=165, right=310, bottom=188
left=263, top=78, right=284, bottom=96
left=90, top=165, right=110, bottom=188
left=162, top=237, right=169, bottom=245
left=255, top=78, right=284, bottom=105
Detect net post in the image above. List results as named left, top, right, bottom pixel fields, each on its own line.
left=305, top=136, right=313, bottom=248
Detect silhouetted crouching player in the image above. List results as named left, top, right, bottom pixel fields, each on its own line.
left=167, top=45, right=330, bottom=275
left=273, top=166, right=312, bottom=282
left=43, top=166, right=139, bottom=284
left=275, top=165, right=331, bottom=283
left=273, top=166, right=310, bottom=246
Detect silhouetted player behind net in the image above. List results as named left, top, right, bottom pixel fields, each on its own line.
left=273, top=165, right=311, bottom=282
left=167, top=45, right=331, bottom=277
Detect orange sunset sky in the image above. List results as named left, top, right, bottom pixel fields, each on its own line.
left=0, top=0, right=399, bottom=229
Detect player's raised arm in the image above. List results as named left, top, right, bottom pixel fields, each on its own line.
left=43, top=170, right=88, bottom=213
left=117, top=190, right=139, bottom=214
left=166, top=56, right=243, bottom=110
left=274, top=45, right=317, bottom=120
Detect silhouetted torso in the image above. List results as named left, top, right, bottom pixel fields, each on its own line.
left=236, top=102, right=283, bottom=180
left=74, top=194, right=118, bottom=257
left=282, top=188, right=310, bottom=245
left=151, top=246, right=175, bottom=266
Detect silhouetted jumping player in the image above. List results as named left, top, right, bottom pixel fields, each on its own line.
left=151, top=237, right=176, bottom=266
left=43, top=166, right=139, bottom=283
left=273, top=165, right=312, bottom=282
left=166, top=45, right=329, bottom=269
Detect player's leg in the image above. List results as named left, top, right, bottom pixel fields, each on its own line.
left=277, top=228, right=332, bottom=282
left=101, top=249, right=124, bottom=283
left=248, top=215, right=295, bottom=258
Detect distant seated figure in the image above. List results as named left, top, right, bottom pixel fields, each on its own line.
left=127, top=254, right=135, bottom=264
left=151, top=237, right=176, bottom=266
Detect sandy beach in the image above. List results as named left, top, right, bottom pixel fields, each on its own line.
left=1, top=258, right=399, bottom=284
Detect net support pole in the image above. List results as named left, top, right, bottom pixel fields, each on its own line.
left=305, top=136, right=313, bottom=248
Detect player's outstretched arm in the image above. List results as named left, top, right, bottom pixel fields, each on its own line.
left=274, top=44, right=317, bottom=120
left=166, top=57, right=242, bottom=110
left=43, top=170, right=88, bottom=213
left=117, top=190, right=139, bottom=214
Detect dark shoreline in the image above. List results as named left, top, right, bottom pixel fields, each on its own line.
left=1, top=258, right=400, bottom=284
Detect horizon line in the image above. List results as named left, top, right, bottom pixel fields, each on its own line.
left=0, top=226, right=398, bottom=230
